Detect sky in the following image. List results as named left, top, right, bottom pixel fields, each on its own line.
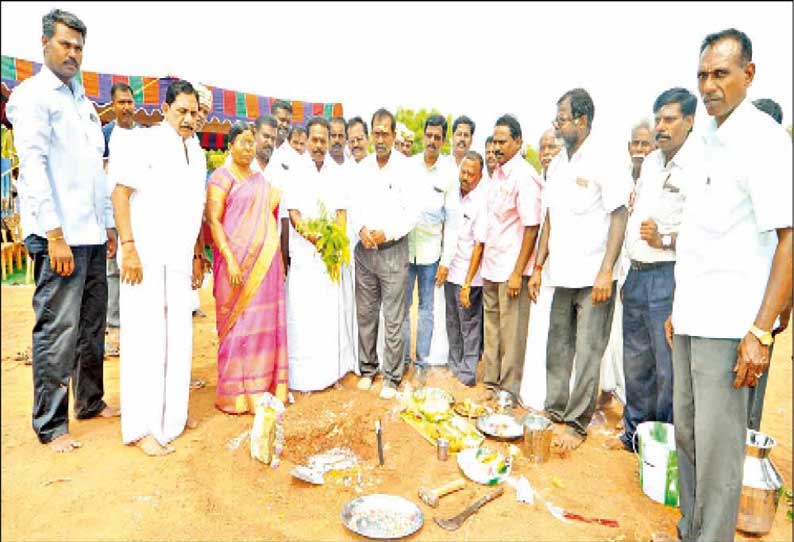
left=1, top=1, right=792, bottom=156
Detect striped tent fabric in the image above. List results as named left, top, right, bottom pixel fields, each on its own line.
left=1, top=55, right=344, bottom=128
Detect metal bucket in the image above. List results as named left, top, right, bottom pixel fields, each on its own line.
left=737, top=430, right=783, bottom=535
left=522, top=414, right=553, bottom=463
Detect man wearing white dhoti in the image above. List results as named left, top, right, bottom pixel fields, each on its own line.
left=110, top=80, right=207, bottom=456
left=286, top=117, right=356, bottom=391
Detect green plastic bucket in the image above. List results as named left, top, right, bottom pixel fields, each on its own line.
left=634, top=421, right=679, bottom=507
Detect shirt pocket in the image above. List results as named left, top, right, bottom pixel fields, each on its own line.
left=693, top=176, right=748, bottom=236
left=570, top=177, right=600, bottom=215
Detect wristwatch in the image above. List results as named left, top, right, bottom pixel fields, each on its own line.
left=749, top=324, right=774, bottom=346
left=661, top=235, right=672, bottom=249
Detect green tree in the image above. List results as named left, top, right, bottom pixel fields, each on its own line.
left=523, top=144, right=542, bottom=174
left=395, top=107, right=453, bottom=156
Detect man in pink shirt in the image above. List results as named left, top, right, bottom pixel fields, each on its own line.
left=461, top=115, right=542, bottom=404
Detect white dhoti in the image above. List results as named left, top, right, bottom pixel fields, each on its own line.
left=120, top=264, right=192, bottom=446
left=287, top=254, right=356, bottom=391
left=426, top=285, right=449, bottom=366
left=599, top=295, right=626, bottom=404
left=520, top=285, right=554, bottom=411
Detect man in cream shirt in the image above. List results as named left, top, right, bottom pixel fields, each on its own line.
left=529, top=88, right=632, bottom=451
left=670, top=29, right=792, bottom=541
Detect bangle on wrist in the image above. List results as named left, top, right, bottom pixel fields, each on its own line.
left=121, top=239, right=135, bottom=245
left=47, top=235, right=64, bottom=242
left=534, top=263, right=543, bottom=272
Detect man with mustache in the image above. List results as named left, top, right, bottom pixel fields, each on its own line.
left=445, top=151, right=488, bottom=386
left=8, top=8, right=120, bottom=453
left=461, top=114, right=542, bottom=406
left=286, top=117, right=356, bottom=392
left=403, top=115, right=460, bottom=383
left=520, top=128, right=563, bottom=411
left=351, top=108, right=420, bottom=400
left=264, top=100, right=299, bottom=273
left=110, top=80, right=207, bottom=457
left=628, top=119, right=655, bottom=182
left=604, top=87, right=698, bottom=453
left=346, top=116, right=369, bottom=164
left=669, top=29, right=792, bottom=540
left=102, top=82, right=137, bottom=358
left=253, top=115, right=278, bottom=174
left=328, top=116, right=348, bottom=166
left=529, top=88, right=631, bottom=451
left=484, top=136, right=497, bottom=179
left=451, top=115, right=475, bottom=168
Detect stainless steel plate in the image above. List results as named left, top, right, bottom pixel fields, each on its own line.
left=341, top=494, right=424, bottom=539
left=476, top=413, right=524, bottom=439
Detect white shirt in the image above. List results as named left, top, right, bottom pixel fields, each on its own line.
left=672, top=99, right=793, bottom=339
left=350, top=151, right=420, bottom=242
left=544, top=135, right=633, bottom=288
left=108, top=123, right=207, bottom=274
left=7, top=65, right=113, bottom=244
left=408, top=154, right=461, bottom=266
left=626, top=138, right=701, bottom=263
left=448, top=178, right=489, bottom=287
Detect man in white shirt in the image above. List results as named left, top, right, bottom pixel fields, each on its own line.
left=286, top=117, right=356, bottom=391
left=669, top=29, right=792, bottom=541
left=329, top=117, right=348, bottom=167
left=352, top=109, right=420, bottom=399
left=445, top=151, right=487, bottom=386
left=628, top=119, right=655, bottom=183
left=463, top=115, right=542, bottom=405
left=605, top=87, right=698, bottom=452
left=346, top=116, right=369, bottom=164
left=403, top=115, right=460, bottom=379
left=9, top=9, right=120, bottom=453
left=252, top=115, right=278, bottom=175
left=287, top=125, right=307, bottom=156
left=484, top=136, right=497, bottom=179
left=103, top=82, right=138, bottom=357
left=110, top=80, right=207, bottom=456
left=451, top=115, right=475, bottom=168
left=265, top=100, right=299, bottom=273
left=529, top=88, right=631, bottom=451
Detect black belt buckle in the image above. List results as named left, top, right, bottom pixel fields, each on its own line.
left=630, top=260, right=670, bottom=272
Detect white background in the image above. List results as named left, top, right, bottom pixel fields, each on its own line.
left=2, top=1, right=791, bottom=156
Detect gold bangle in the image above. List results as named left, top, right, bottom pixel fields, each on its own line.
left=47, top=235, right=64, bottom=242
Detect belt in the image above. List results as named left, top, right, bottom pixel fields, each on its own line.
left=630, top=259, right=674, bottom=272
left=358, top=236, right=406, bottom=251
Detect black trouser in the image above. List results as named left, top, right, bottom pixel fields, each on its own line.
left=25, top=235, right=108, bottom=444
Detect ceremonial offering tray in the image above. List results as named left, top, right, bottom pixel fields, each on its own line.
left=341, top=494, right=424, bottom=539
left=457, top=447, right=512, bottom=485
left=476, top=413, right=524, bottom=440
left=453, top=398, right=491, bottom=418
left=411, top=387, right=455, bottom=423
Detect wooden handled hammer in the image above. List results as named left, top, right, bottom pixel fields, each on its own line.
left=418, top=477, right=466, bottom=508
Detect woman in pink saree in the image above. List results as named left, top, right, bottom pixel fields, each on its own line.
left=205, top=121, right=288, bottom=413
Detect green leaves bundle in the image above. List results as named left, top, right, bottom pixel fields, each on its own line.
left=295, top=202, right=350, bottom=283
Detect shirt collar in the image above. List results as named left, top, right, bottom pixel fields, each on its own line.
left=463, top=177, right=488, bottom=201
left=40, top=64, right=85, bottom=98
left=496, top=151, right=523, bottom=178
left=560, top=133, right=594, bottom=164
left=703, top=96, right=753, bottom=148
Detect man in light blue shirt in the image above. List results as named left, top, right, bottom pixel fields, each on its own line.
left=7, top=8, right=119, bottom=453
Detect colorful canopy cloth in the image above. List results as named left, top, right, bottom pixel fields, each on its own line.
left=1, top=55, right=343, bottom=126
left=207, top=167, right=288, bottom=414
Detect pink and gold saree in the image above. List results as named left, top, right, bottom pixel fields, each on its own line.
left=207, top=167, right=288, bottom=414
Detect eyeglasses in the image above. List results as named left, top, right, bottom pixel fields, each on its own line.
left=551, top=116, right=573, bottom=127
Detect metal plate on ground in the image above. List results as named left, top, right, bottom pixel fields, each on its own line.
left=341, top=494, right=423, bottom=539
left=476, top=413, right=524, bottom=440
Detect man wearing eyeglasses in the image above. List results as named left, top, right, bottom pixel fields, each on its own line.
left=604, top=87, right=699, bottom=453
left=529, top=88, right=631, bottom=451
